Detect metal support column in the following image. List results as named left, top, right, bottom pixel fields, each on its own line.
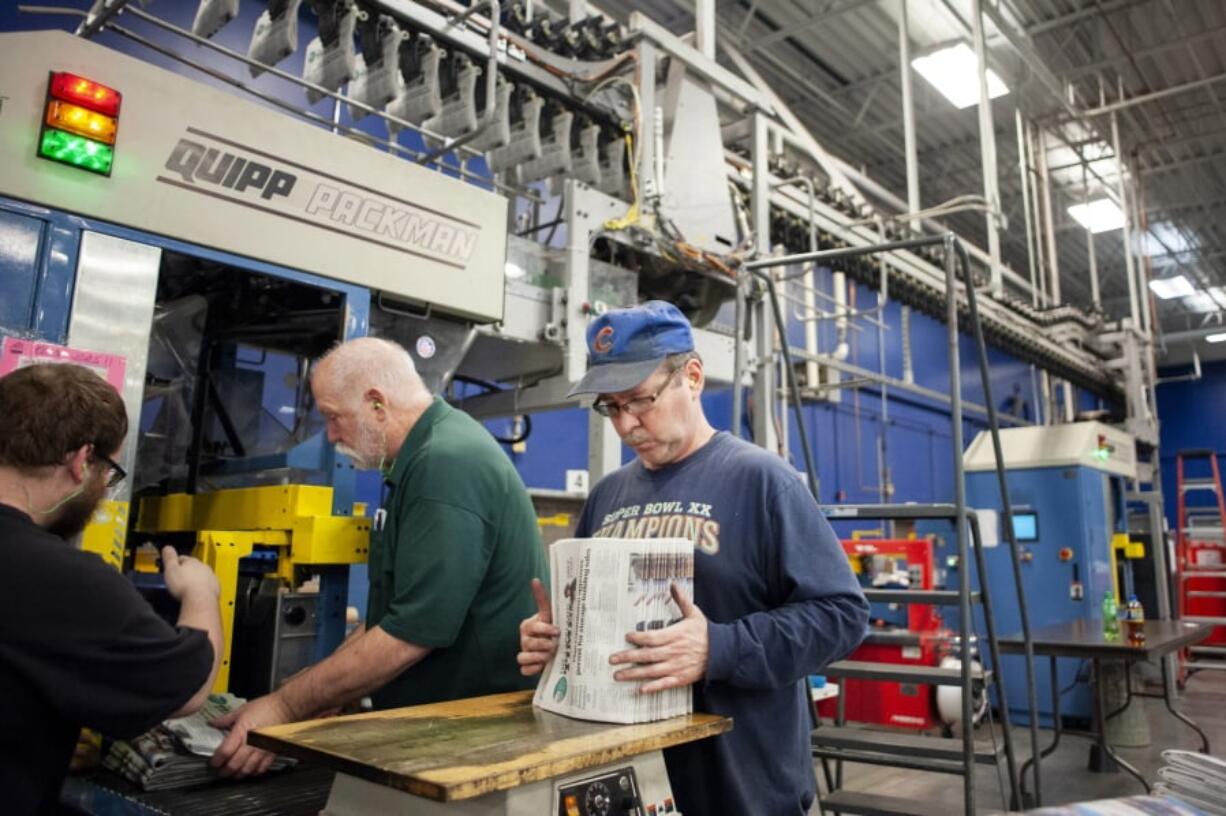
left=1037, top=128, right=1061, bottom=303
left=1126, top=146, right=1152, bottom=340
left=1016, top=109, right=1038, bottom=307
left=1129, top=489, right=1172, bottom=621
left=1025, top=121, right=1049, bottom=306
left=1084, top=166, right=1101, bottom=310
left=971, top=0, right=1002, bottom=295
left=772, top=177, right=820, bottom=399
left=1038, top=370, right=1053, bottom=425
left=1133, top=192, right=1151, bottom=339
left=636, top=42, right=657, bottom=200
left=565, top=182, right=641, bottom=476
left=750, top=111, right=778, bottom=453
left=1111, top=109, right=1140, bottom=331
left=899, top=0, right=920, bottom=231
left=563, top=179, right=591, bottom=385
left=732, top=276, right=747, bottom=438
left=694, top=0, right=716, bottom=60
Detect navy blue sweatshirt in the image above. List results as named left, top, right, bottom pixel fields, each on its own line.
left=576, top=432, right=869, bottom=816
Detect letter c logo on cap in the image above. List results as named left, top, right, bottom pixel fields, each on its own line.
left=592, top=326, right=614, bottom=353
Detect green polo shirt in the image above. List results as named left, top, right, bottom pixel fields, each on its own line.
left=367, top=397, right=547, bottom=708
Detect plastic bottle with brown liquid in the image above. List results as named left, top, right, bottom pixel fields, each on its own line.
left=1125, top=595, right=1146, bottom=646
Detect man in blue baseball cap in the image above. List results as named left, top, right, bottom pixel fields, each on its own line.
left=566, top=299, right=696, bottom=397
left=519, top=300, right=868, bottom=816
left=565, top=300, right=706, bottom=469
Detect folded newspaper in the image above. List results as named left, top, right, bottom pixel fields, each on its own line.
left=533, top=537, right=695, bottom=724
left=102, top=693, right=294, bottom=790
left=1153, top=749, right=1226, bottom=816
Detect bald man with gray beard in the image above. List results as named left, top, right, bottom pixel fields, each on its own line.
left=211, top=337, right=548, bottom=778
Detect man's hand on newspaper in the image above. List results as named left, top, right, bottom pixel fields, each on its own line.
left=208, top=693, right=291, bottom=779
left=517, top=578, right=560, bottom=676
left=610, top=583, right=708, bottom=693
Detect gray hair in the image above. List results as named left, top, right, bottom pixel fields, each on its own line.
left=311, top=337, right=426, bottom=410
left=664, top=351, right=701, bottom=372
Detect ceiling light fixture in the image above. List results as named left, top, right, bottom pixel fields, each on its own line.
left=1068, top=199, right=1124, bottom=233
left=1148, top=275, right=1196, bottom=300
left=911, top=43, right=1009, bottom=110
left=1206, top=332, right=1226, bottom=344
left=1182, top=292, right=1220, bottom=313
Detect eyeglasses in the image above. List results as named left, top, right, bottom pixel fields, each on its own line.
left=593, top=368, right=682, bottom=419
left=91, top=450, right=127, bottom=488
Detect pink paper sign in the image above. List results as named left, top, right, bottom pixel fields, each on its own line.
left=0, top=337, right=127, bottom=393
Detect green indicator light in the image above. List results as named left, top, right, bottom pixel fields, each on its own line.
left=38, top=128, right=114, bottom=175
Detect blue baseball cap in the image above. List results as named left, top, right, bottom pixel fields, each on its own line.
left=568, top=300, right=695, bottom=397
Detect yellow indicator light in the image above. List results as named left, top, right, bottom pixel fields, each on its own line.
left=45, top=99, right=117, bottom=145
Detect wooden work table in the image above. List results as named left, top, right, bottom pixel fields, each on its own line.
left=249, top=690, right=732, bottom=804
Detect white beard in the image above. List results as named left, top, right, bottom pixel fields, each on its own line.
left=336, top=424, right=385, bottom=470
left=335, top=442, right=373, bottom=469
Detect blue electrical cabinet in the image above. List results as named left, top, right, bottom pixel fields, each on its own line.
left=962, top=422, right=1136, bottom=726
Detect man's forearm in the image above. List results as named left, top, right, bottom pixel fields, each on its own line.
left=333, top=623, right=366, bottom=655
left=275, top=625, right=429, bottom=720
left=175, top=589, right=223, bottom=712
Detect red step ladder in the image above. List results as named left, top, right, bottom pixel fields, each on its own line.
left=1176, top=449, right=1226, bottom=677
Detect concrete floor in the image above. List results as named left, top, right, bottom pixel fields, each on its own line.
left=812, top=669, right=1226, bottom=814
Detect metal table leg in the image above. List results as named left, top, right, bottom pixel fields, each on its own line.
left=1162, top=656, right=1211, bottom=753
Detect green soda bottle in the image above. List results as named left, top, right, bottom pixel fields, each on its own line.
left=1102, top=591, right=1120, bottom=640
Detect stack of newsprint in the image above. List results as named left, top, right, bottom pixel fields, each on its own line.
left=103, top=693, right=293, bottom=790
left=1154, top=749, right=1226, bottom=815
left=533, top=537, right=695, bottom=724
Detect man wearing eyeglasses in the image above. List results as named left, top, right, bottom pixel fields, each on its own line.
left=0, top=363, right=222, bottom=816
left=517, top=301, right=868, bottom=816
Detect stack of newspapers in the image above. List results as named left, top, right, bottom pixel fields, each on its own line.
left=533, top=537, right=695, bottom=724
left=1154, top=749, right=1226, bottom=815
left=103, top=694, right=293, bottom=790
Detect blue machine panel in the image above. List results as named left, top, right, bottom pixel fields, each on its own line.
left=0, top=209, right=45, bottom=334
left=1012, top=511, right=1038, bottom=542
left=966, top=466, right=1116, bottom=724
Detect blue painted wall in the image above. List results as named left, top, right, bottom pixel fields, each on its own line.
left=1156, top=359, right=1226, bottom=530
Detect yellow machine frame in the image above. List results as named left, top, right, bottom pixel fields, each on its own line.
left=136, top=485, right=369, bottom=691
left=81, top=499, right=131, bottom=571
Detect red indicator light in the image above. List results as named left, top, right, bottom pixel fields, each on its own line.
left=49, top=72, right=122, bottom=117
